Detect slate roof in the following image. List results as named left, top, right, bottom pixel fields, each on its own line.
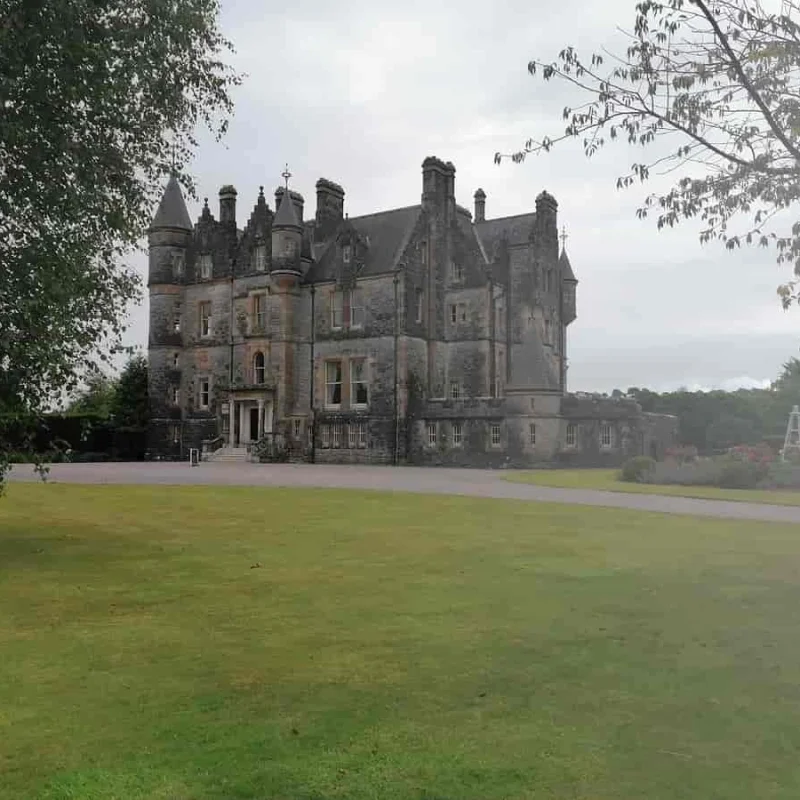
left=559, top=248, right=577, bottom=282
left=473, top=212, right=536, bottom=255
left=273, top=185, right=301, bottom=229
left=151, top=174, right=192, bottom=231
left=306, top=205, right=421, bottom=283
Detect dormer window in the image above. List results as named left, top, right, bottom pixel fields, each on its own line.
left=254, top=244, right=267, bottom=272
left=342, top=244, right=351, bottom=263
left=198, top=253, right=212, bottom=280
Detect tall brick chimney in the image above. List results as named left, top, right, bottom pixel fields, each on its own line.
left=315, top=178, right=345, bottom=240
left=474, top=188, right=486, bottom=222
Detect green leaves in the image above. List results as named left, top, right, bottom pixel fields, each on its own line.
left=501, top=0, right=800, bottom=305
left=0, top=0, right=240, bottom=491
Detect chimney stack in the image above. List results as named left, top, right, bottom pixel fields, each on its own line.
left=218, top=184, right=237, bottom=226
left=474, top=188, right=486, bottom=223
left=315, top=178, right=345, bottom=240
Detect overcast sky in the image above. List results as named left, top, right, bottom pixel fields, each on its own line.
left=122, top=0, right=799, bottom=393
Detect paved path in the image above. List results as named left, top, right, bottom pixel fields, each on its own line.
left=9, top=461, right=800, bottom=524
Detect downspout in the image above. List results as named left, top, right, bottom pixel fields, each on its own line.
left=393, top=268, right=400, bottom=466
left=309, top=283, right=316, bottom=464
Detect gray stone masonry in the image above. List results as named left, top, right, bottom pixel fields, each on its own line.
left=147, top=158, right=677, bottom=464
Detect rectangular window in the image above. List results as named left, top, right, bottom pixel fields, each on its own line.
left=450, top=304, right=457, bottom=324
left=172, top=352, right=180, bottom=369
left=198, top=378, right=210, bottom=410
left=172, top=306, right=182, bottom=333
left=491, top=424, right=501, bottom=447
left=199, top=254, right=213, bottom=280
left=331, top=290, right=344, bottom=329
left=349, top=289, right=364, bottom=328
left=171, top=386, right=180, bottom=405
left=601, top=424, right=613, bottom=448
left=170, top=424, right=180, bottom=444
left=420, top=240, right=427, bottom=265
left=451, top=262, right=464, bottom=282
left=332, top=423, right=342, bottom=448
left=530, top=398, right=536, bottom=410
left=255, top=244, right=267, bottom=272
left=450, top=380, right=461, bottom=400
left=342, top=244, right=351, bottom=263
left=348, top=423, right=357, bottom=448
left=325, top=361, right=342, bottom=406
left=321, top=423, right=331, bottom=448
left=544, top=318, right=552, bottom=344
left=566, top=423, right=577, bottom=447
left=253, top=293, right=267, bottom=331
left=294, top=419, right=301, bottom=438
left=459, top=303, right=467, bottom=322
left=427, top=422, right=437, bottom=446
left=199, top=301, right=211, bottom=337
left=452, top=422, right=463, bottom=447
left=529, top=423, right=536, bottom=445
left=357, top=421, right=367, bottom=448
left=172, top=252, right=185, bottom=279
left=350, top=359, right=368, bottom=406
left=415, top=289, right=424, bottom=323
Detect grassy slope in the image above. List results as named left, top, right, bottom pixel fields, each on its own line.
left=505, top=468, right=800, bottom=506
left=2, top=484, right=800, bottom=799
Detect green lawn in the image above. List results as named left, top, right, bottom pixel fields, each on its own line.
left=505, top=467, right=800, bottom=506
left=2, top=484, right=800, bottom=799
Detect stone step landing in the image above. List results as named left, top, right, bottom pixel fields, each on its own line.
left=207, top=447, right=250, bottom=463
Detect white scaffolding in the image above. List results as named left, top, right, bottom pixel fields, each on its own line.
left=781, top=405, right=800, bottom=461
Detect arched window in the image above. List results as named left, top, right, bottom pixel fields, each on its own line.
left=253, top=352, right=265, bottom=384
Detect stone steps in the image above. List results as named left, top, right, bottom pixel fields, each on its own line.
left=207, top=447, right=250, bottom=463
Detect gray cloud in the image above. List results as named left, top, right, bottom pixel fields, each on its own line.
left=119, top=0, right=799, bottom=394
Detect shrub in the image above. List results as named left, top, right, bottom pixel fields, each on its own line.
left=761, top=461, right=800, bottom=490
left=664, top=445, right=699, bottom=464
left=620, top=456, right=656, bottom=483
left=717, top=459, right=765, bottom=489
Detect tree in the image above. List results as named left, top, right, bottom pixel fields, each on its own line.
left=66, top=371, right=118, bottom=417
left=111, top=354, right=148, bottom=429
left=0, top=0, right=240, bottom=492
left=497, top=0, right=800, bottom=305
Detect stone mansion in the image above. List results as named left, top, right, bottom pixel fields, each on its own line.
left=147, top=156, right=675, bottom=465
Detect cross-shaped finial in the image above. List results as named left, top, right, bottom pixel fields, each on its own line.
left=281, top=163, right=292, bottom=189
left=560, top=225, right=568, bottom=250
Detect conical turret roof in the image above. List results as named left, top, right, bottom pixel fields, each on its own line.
left=273, top=186, right=301, bottom=229
left=559, top=248, right=577, bottom=282
left=151, top=174, right=192, bottom=231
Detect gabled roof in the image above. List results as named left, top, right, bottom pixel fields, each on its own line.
left=560, top=248, right=577, bottom=282
left=306, top=205, right=421, bottom=283
left=151, top=174, right=192, bottom=231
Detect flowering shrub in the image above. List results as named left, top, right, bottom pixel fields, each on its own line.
left=619, top=456, right=657, bottom=483
left=664, top=445, right=698, bottom=464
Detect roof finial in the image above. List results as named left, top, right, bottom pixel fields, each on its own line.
left=560, top=225, right=568, bottom=251
left=281, top=163, right=292, bottom=190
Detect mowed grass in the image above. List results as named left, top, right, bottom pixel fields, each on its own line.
left=505, top=468, right=800, bottom=506
left=2, top=485, right=800, bottom=799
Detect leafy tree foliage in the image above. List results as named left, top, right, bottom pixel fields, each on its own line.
left=498, top=0, right=800, bottom=304
left=66, top=372, right=118, bottom=417
left=0, top=0, right=239, bottom=492
left=111, top=354, right=149, bottom=430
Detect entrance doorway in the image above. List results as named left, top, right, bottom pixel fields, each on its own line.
left=249, top=407, right=260, bottom=443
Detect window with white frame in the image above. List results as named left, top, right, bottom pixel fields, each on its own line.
left=451, top=262, right=464, bottom=282
left=349, top=288, right=364, bottom=328
left=199, top=301, right=211, bottom=337
left=325, top=361, right=342, bottom=406
left=490, top=423, right=501, bottom=447
left=331, top=290, right=344, bottom=329
left=171, top=424, right=180, bottom=443
left=294, top=419, right=302, bottom=438
left=529, top=423, right=536, bottom=445
left=601, top=424, right=613, bottom=448
left=452, top=421, right=463, bottom=446
left=350, top=359, right=368, bottom=406
left=450, top=380, right=461, bottom=400
left=320, top=423, right=331, bottom=448
left=348, top=423, right=357, bottom=448
left=342, top=244, right=351, bottom=263
left=253, top=293, right=267, bottom=331
left=171, top=385, right=180, bottom=405
left=332, top=423, right=343, bottom=448
left=566, top=423, right=577, bottom=447
left=415, top=289, right=424, bottom=323
left=198, top=378, right=210, bottom=409
left=459, top=303, right=467, bottom=322
left=427, top=422, right=437, bottom=446
left=253, top=352, right=265, bottom=384
left=172, top=306, right=182, bottom=333
left=198, top=253, right=213, bottom=280
left=357, top=421, right=367, bottom=448
left=254, top=244, right=268, bottom=272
